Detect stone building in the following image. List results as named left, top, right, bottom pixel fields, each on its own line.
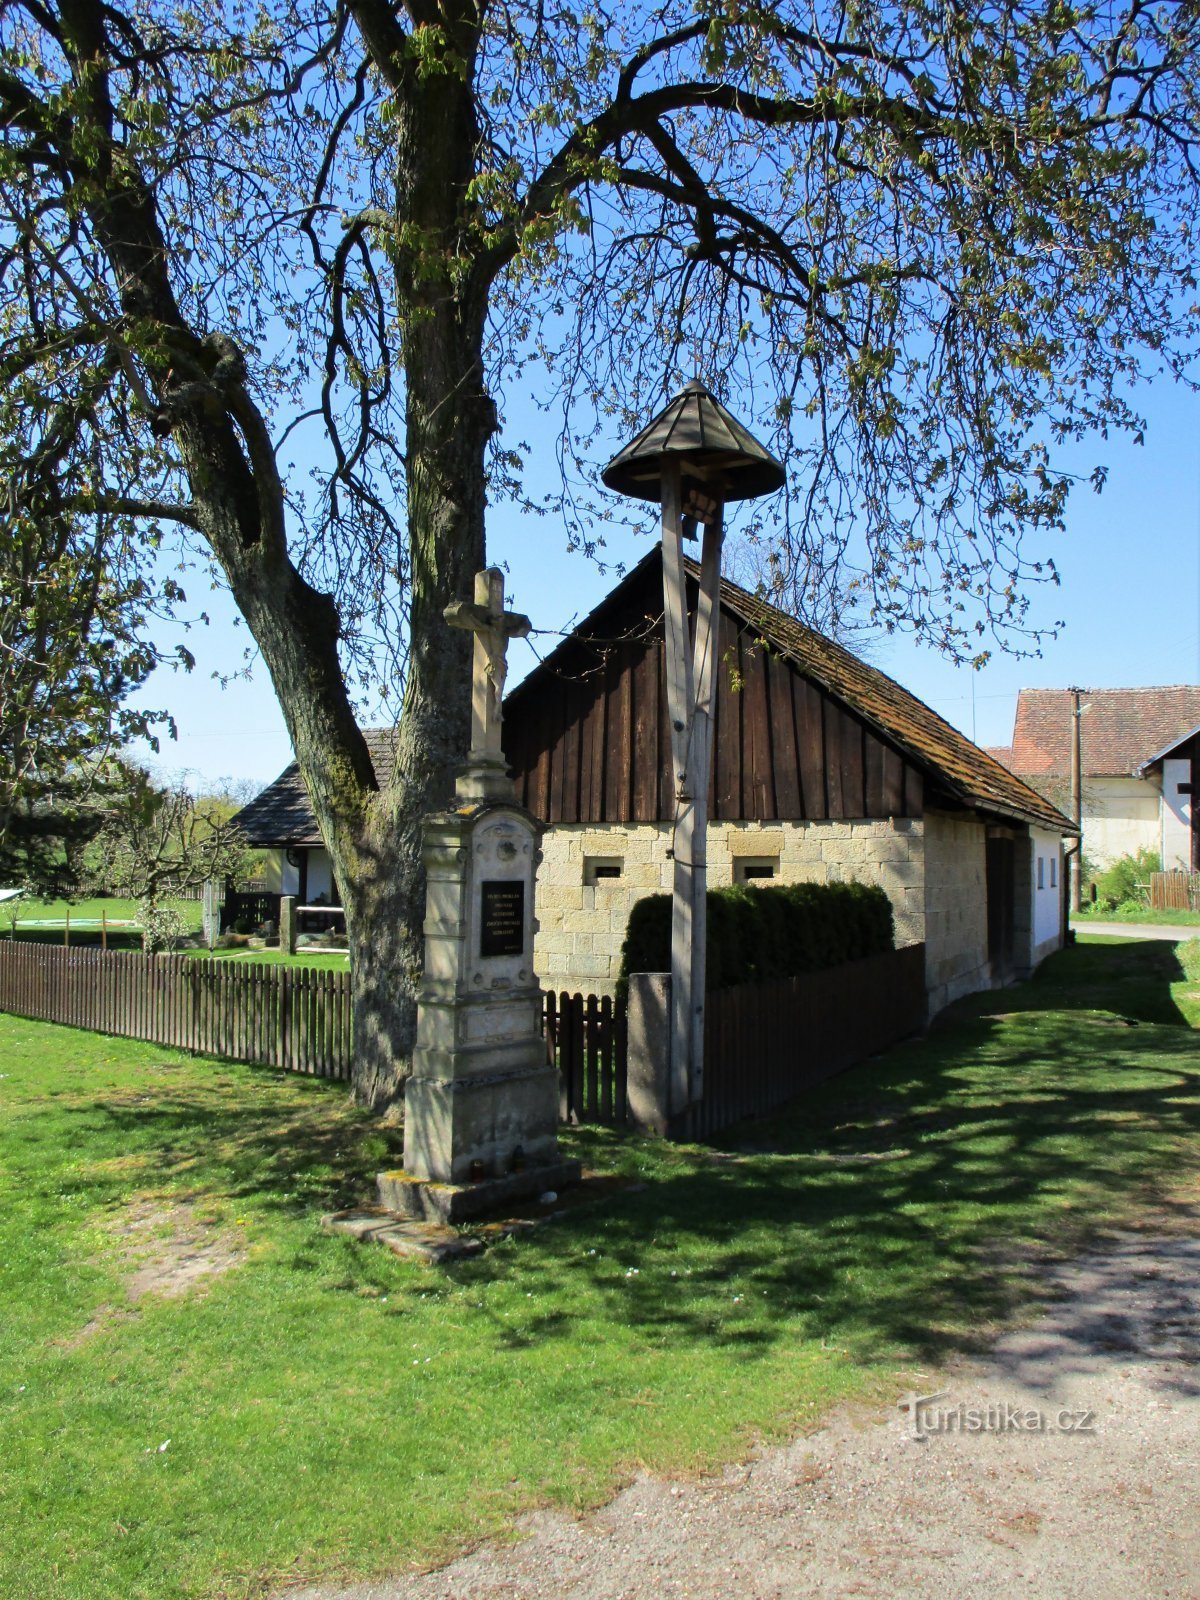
left=503, top=549, right=1073, bottom=1015
left=233, top=550, right=1073, bottom=1016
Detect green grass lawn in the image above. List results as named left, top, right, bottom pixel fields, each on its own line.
left=4, top=897, right=205, bottom=951
left=4, top=937, right=1200, bottom=1599
left=1074, top=903, right=1200, bottom=926
left=184, top=947, right=350, bottom=971
left=8, top=896, right=205, bottom=931
left=3, top=897, right=343, bottom=967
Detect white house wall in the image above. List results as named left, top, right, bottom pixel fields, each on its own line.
left=1081, top=776, right=1160, bottom=868
left=305, top=848, right=335, bottom=902
left=533, top=818, right=927, bottom=992
left=260, top=850, right=301, bottom=896
left=1031, top=827, right=1064, bottom=962
left=1161, top=759, right=1192, bottom=870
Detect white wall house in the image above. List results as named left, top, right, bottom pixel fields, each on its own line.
left=988, top=686, right=1200, bottom=879
left=1137, top=730, right=1199, bottom=873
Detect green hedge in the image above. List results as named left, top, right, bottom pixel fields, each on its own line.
left=618, top=880, right=895, bottom=992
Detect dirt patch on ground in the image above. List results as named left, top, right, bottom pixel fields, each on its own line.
left=114, top=1196, right=245, bottom=1301
left=60, top=1198, right=245, bottom=1348
left=285, top=1202, right=1200, bottom=1600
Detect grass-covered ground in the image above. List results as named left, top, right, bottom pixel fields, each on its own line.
left=3, top=896, right=344, bottom=966
left=6, top=896, right=204, bottom=932
left=3, top=936, right=1200, bottom=1599
left=182, top=947, right=350, bottom=970
left=1074, top=903, right=1200, bottom=926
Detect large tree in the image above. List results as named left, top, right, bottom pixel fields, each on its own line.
left=1, top=0, right=1198, bottom=1103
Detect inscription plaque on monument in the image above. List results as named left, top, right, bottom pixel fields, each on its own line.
left=479, top=880, right=524, bottom=958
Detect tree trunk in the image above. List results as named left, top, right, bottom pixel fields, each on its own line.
left=314, top=13, right=495, bottom=1108
left=58, top=0, right=496, bottom=1112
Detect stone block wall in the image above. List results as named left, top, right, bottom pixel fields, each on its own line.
left=922, top=810, right=990, bottom=1014
left=533, top=817, right=927, bottom=991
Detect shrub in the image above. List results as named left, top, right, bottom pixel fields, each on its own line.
left=1093, top=847, right=1160, bottom=912
left=138, top=899, right=186, bottom=954
left=618, top=880, right=895, bottom=992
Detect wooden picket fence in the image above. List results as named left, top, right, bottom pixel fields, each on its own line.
left=543, top=990, right=628, bottom=1125
left=0, top=940, right=922, bottom=1136
left=1149, top=871, right=1200, bottom=912
left=0, top=941, right=352, bottom=1080
left=683, top=943, right=927, bottom=1139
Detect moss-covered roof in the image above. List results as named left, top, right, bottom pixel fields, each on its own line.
left=232, top=729, right=399, bottom=847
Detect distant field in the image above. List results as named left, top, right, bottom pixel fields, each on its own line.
left=2, top=898, right=346, bottom=968
left=5, top=896, right=204, bottom=933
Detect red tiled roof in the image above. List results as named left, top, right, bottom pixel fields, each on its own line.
left=1005, top=687, right=1200, bottom=778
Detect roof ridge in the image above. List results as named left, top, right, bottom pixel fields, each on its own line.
left=1018, top=684, right=1200, bottom=696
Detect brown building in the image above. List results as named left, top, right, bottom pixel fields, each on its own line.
left=233, top=550, right=1074, bottom=1012
left=504, top=548, right=1073, bottom=1010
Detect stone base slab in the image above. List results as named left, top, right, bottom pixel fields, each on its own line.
left=402, top=1059, right=563, bottom=1184
left=320, top=1208, right=486, bottom=1263
left=377, top=1159, right=583, bottom=1224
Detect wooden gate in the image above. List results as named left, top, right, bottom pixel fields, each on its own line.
left=543, top=991, right=628, bottom=1125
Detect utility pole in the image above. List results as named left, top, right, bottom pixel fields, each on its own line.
left=1069, top=686, right=1085, bottom=913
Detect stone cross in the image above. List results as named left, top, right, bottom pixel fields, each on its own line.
left=445, top=568, right=531, bottom=763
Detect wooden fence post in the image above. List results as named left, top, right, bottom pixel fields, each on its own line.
left=625, top=973, right=672, bottom=1135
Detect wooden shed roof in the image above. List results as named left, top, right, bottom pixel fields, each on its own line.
left=506, top=548, right=1073, bottom=834
left=235, top=554, right=1073, bottom=848
left=714, top=566, right=1073, bottom=832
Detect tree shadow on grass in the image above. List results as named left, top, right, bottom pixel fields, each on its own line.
left=448, top=941, right=1200, bottom=1389
left=951, top=936, right=1193, bottom=1029
left=541, top=1024, right=1200, bottom=1374
left=68, top=1072, right=402, bottom=1218
left=42, top=942, right=1200, bottom=1399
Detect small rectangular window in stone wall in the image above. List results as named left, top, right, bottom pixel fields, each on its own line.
left=735, top=857, right=779, bottom=883
left=584, top=857, right=624, bottom=885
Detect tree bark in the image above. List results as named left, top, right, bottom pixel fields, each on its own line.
left=340, top=11, right=494, bottom=1107
left=51, top=0, right=500, bottom=1110
left=48, top=0, right=473, bottom=1109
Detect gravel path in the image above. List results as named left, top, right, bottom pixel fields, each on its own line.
left=1071, top=920, right=1200, bottom=942
left=288, top=1206, right=1200, bottom=1600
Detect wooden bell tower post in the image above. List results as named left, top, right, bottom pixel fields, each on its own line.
left=602, top=381, right=785, bottom=1111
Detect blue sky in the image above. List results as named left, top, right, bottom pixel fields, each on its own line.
left=142, top=372, right=1200, bottom=793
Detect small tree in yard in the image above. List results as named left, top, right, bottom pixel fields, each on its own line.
left=2, top=0, right=1200, bottom=1103
left=0, top=420, right=177, bottom=892
left=88, top=769, right=251, bottom=952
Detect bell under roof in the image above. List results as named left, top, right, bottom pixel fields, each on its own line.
left=601, top=379, right=785, bottom=503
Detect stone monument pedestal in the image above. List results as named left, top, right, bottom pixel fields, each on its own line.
left=386, top=569, right=580, bottom=1221
left=392, top=799, right=580, bottom=1219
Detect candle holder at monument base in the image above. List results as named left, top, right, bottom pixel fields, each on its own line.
left=386, top=797, right=580, bottom=1224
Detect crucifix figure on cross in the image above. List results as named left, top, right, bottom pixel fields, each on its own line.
left=445, top=567, right=530, bottom=796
